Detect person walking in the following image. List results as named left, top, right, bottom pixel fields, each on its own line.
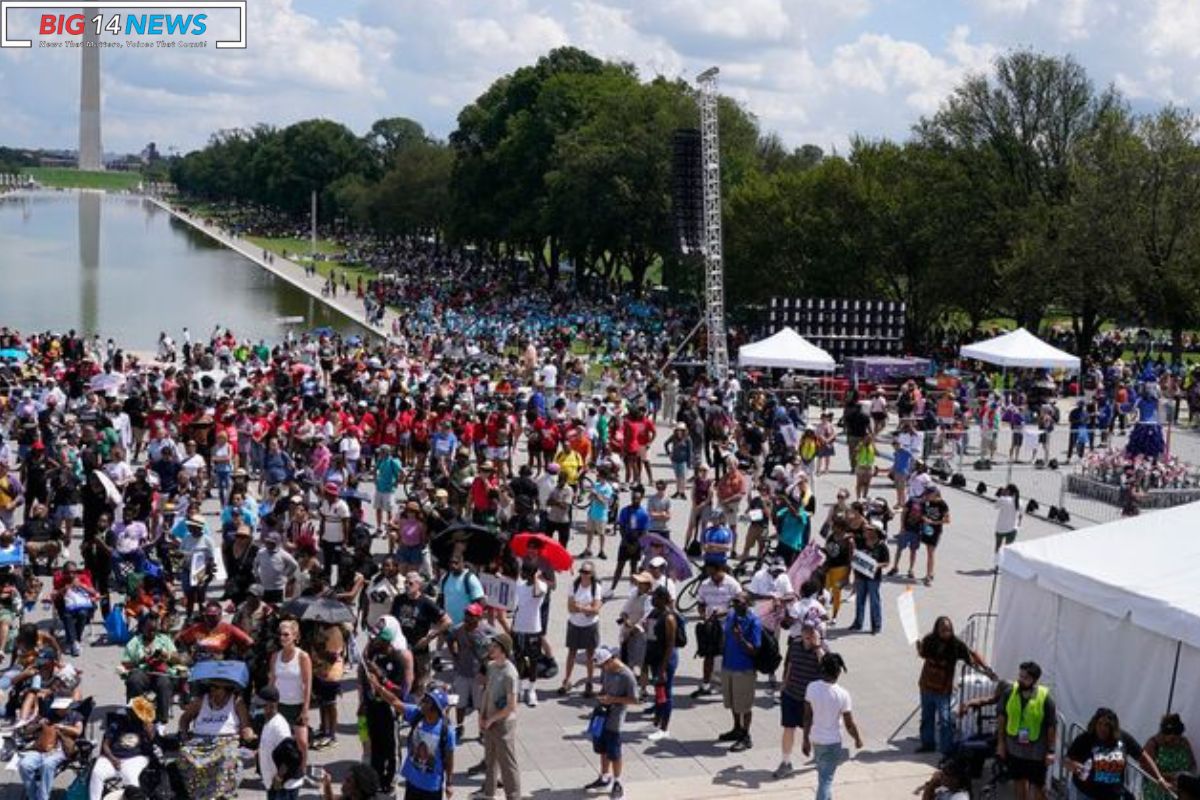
left=803, top=653, right=864, bottom=800
left=481, top=632, right=521, bottom=800
left=267, top=620, right=312, bottom=775
left=1065, top=707, right=1173, bottom=799
left=775, top=622, right=826, bottom=779
left=583, top=646, right=638, bottom=799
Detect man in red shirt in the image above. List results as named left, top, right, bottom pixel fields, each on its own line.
left=469, top=461, right=500, bottom=524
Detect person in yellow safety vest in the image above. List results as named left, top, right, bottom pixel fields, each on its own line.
left=958, top=660, right=1056, bottom=800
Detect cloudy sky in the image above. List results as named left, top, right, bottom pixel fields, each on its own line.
left=1, top=0, right=1198, bottom=156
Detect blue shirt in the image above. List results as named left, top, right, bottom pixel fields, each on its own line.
left=617, top=504, right=650, bottom=545
left=375, top=456, right=402, bottom=493
left=588, top=482, right=614, bottom=522
left=431, top=432, right=458, bottom=458
left=400, top=706, right=456, bottom=792
left=722, top=611, right=762, bottom=672
left=440, top=570, right=485, bottom=625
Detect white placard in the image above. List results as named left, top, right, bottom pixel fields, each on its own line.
left=480, top=574, right=517, bottom=612
left=189, top=550, right=209, bottom=586
left=897, top=588, right=920, bottom=645
left=851, top=550, right=878, bottom=578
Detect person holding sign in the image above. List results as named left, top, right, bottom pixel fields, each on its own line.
left=848, top=524, right=888, bottom=635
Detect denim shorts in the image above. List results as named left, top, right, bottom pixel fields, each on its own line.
left=898, top=530, right=921, bottom=551
left=591, top=728, right=622, bottom=761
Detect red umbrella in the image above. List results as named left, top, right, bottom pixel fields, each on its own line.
left=510, top=532, right=573, bottom=572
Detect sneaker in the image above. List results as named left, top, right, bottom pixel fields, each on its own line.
left=610, top=780, right=624, bottom=799
left=885, top=567, right=899, bottom=577
left=689, top=686, right=713, bottom=699
left=583, top=685, right=595, bottom=699
left=584, top=776, right=612, bottom=791
left=905, top=571, right=915, bottom=580
left=579, top=550, right=594, bottom=558
left=772, top=761, right=794, bottom=780
left=730, top=735, right=753, bottom=752
left=526, top=688, right=538, bottom=708
left=717, top=728, right=743, bottom=742
left=597, top=552, right=608, bottom=560
left=647, top=729, right=670, bottom=742
left=70, top=644, right=81, bottom=657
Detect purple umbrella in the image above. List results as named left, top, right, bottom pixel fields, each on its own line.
left=638, top=533, right=693, bottom=581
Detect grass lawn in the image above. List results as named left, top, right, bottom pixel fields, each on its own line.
left=245, top=235, right=374, bottom=283
left=22, top=167, right=143, bottom=191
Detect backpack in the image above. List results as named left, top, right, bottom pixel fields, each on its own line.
left=673, top=612, right=688, bottom=648
left=753, top=628, right=783, bottom=675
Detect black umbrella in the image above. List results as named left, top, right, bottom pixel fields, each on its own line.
left=430, top=523, right=505, bottom=567
left=300, top=597, right=356, bottom=626
left=278, top=594, right=318, bottom=619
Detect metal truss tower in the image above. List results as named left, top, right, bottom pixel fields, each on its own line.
left=696, top=66, right=728, bottom=381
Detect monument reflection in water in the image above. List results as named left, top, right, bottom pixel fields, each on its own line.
left=0, top=191, right=367, bottom=349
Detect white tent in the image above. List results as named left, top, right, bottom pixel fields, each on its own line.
left=993, top=502, right=1200, bottom=741
left=960, top=327, right=1080, bottom=371
left=738, top=327, right=836, bottom=371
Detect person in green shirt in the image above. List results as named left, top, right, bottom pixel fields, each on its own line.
left=121, top=615, right=182, bottom=723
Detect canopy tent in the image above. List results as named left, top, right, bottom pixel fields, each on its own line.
left=960, top=327, right=1080, bottom=371
left=738, top=327, right=836, bottom=372
left=993, top=502, right=1200, bottom=741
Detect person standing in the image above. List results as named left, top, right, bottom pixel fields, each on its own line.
left=374, top=445, right=403, bottom=530
left=256, top=686, right=305, bottom=800
left=916, top=616, right=993, bottom=755
left=581, top=471, right=615, bottom=559
left=643, top=586, right=679, bottom=741
left=1144, top=714, right=1196, bottom=800
left=512, top=562, right=547, bottom=707
left=646, top=480, right=672, bottom=540
left=1065, top=707, right=1172, bottom=799
left=559, top=561, right=602, bottom=697
left=481, top=632, right=521, bottom=800
left=918, top=486, right=949, bottom=586
left=803, top=653, right=864, bottom=800
left=718, top=593, right=762, bottom=752
left=959, top=660, right=1056, bottom=800
left=609, top=485, right=649, bottom=596
left=849, top=524, right=888, bottom=634
left=775, top=623, right=826, bottom=779
left=583, top=646, right=639, bottom=799
left=267, top=620, right=312, bottom=776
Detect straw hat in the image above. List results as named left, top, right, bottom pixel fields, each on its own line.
left=129, top=696, right=156, bottom=725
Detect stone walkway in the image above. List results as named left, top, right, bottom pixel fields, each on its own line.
left=144, top=196, right=400, bottom=340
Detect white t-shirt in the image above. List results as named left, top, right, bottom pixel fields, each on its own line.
left=748, top=570, right=792, bottom=599
left=540, top=363, right=558, bottom=389
left=259, top=712, right=303, bottom=790
left=319, top=499, right=351, bottom=543
left=805, top=680, right=853, bottom=745
left=697, top=574, right=741, bottom=616
left=567, top=582, right=601, bottom=628
left=995, top=496, right=1020, bottom=533
left=340, top=436, right=362, bottom=461
left=512, top=580, right=545, bottom=634
left=907, top=471, right=931, bottom=500
left=365, top=574, right=402, bottom=627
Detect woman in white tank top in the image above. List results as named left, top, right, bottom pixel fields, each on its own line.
left=268, top=619, right=312, bottom=768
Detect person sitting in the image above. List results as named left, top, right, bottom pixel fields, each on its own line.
left=920, top=755, right=972, bottom=799
left=52, top=561, right=100, bottom=657
left=11, top=647, right=81, bottom=729
left=88, top=696, right=157, bottom=800
left=121, top=614, right=183, bottom=723
left=17, top=695, right=83, bottom=800
left=178, top=677, right=255, bottom=799
left=17, top=502, right=63, bottom=573
left=175, top=599, right=255, bottom=663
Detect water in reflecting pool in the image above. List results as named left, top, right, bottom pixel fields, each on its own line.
left=0, top=190, right=367, bottom=349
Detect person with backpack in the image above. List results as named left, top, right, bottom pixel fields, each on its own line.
left=719, top=592, right=762, bottom=752
left=256, top=686, right=305, bottom=800
left=644, top=585, right=682, bottom=741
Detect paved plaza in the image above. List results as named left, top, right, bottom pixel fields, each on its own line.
left=4, top=410, right=1195, bottom=800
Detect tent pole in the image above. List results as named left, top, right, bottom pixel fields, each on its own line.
left=1167, top=640, right=1182, bottom=713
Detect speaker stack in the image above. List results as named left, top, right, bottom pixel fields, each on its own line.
left=767, top=297, right=907, bottom=360
left=672, top=129, right=704, bottom=254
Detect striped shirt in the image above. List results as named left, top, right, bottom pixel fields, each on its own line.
left=783, top=639, right=826, bottom=701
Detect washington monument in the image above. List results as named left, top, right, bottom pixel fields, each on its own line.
left=78, top=6, right=103, bottom=170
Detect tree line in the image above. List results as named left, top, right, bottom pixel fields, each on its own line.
left=168, top=47, right=1200, bottom=361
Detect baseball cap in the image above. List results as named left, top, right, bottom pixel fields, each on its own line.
left=648, top=556, right=667, bottom=569
left=594, top=646, right=615, bottom=666
left=464, top=602, right=484, bottom=617
left=490, top=632, right=513, bottom=655
left=256, top=685, right=280, bottom=703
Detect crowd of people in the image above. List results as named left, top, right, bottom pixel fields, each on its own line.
left=0, top=318, right=1196, bottom=800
